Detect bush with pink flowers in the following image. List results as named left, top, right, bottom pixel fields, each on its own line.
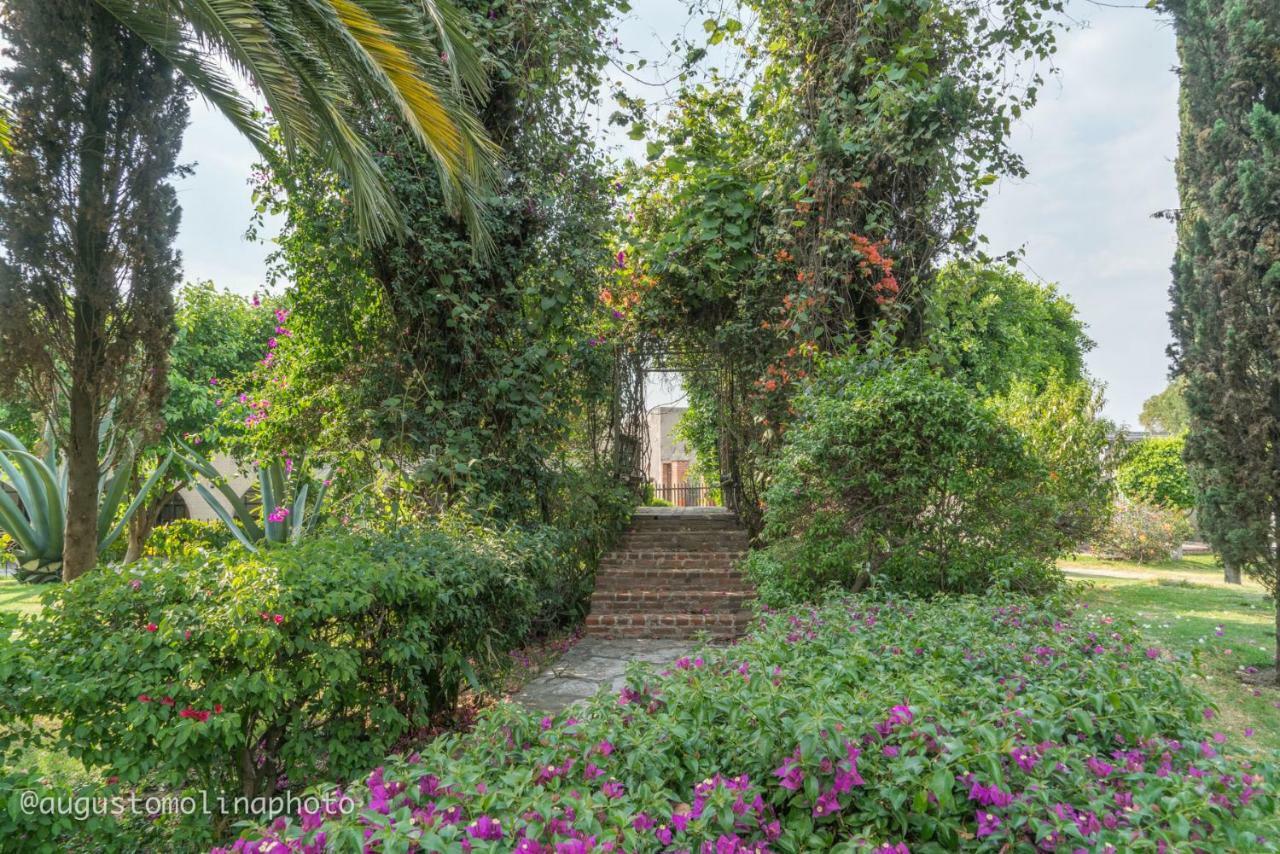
left=1, top=517, right=624, bottom=850
left=215, top=595, right=1279, bottom=853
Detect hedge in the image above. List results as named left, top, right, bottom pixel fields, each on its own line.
left=0, top=511, right=626, bottom=851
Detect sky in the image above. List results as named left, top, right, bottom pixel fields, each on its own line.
left=170, top=0, right=1181, bottom=427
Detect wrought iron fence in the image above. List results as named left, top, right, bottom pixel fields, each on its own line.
left=654, top=484, right=719, bottom=508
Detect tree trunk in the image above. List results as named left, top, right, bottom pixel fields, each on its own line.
left=1224, top=561, right=1242, bottom=584
left=1275, top=589, right=1279, bottom=686
left=124, top=488, right=171, bottom=563
left=63, top=383, right=100, bottom=581
left=62, top=9, right=113, bottom=582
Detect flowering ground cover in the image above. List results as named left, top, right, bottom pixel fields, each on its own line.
left=216, top=595, right=1280, bottom=853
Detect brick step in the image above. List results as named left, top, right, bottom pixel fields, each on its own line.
left=585, top=611, right=753, bottom=640
left=632, top=510, right=736, bottom=520
left=594, top=569, right=751, bottom=592
left=598, top=557, right=742, bottom=572
left=619, top=535, right=749, bottom=551
left=631, top=515, right=743, bottom=529
left=589, top=590, right=754, bottom=614
left=602, top=550, right=745, bottom=561
left=631, top=521, right=744, bottom=533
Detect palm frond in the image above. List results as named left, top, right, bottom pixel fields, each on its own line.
left=93, top=0, right=497, bottom=247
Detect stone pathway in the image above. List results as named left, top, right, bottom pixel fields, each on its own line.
left=512, top=638, right=692, bottom=714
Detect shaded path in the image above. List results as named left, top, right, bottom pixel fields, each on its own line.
left=511, top=639, right=692, bottom=714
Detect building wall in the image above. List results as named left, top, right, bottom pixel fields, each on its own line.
left=646, top=406, right=695, bottom=488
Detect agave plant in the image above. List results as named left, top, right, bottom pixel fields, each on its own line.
left=177, top=443, right=329, bottom=552
left=0, top=427, right=172, bottom=583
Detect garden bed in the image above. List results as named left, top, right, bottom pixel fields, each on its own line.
left=217, top=594, right=1280, bottom=852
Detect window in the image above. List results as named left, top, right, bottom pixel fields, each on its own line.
left=156, top=493, right=190, bottom=526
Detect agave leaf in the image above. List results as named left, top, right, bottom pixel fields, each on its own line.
left=172, top=438, right=222, bottom=479
left=0, top=485, right=43, bottom=558
left=174, top=440, right=262, bottom=541
left=308, top=477, right=331, bottom=534
left=268, top=459, right=286, bottom=513
left=0, top=432, right=40, bottom=529
left=101, top=451, right=173, bottom=554
left=259, top=464, right=279, bottom=544
left=0, top=449, right=60, bottom=557
left=192, top=482, right=259, bottom=553
left=290, top=482, right=310, bottom=544
left=41, top=421, right=56, bottom=474
left=97, top=450, right=136, bottom=546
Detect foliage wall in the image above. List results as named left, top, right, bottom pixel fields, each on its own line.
left=238, top=0, right=627, bottom=521
left=614, top=0, right=1064, bottom=525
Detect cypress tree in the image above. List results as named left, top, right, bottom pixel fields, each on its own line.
left=0, top=0, right=189, bottom=580
left=1165, top=0, right=1280, bottom=675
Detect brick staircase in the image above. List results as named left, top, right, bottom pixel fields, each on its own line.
left=585, top=507, right=754, bottom=640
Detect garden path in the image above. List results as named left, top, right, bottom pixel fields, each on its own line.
left=512, top=638, right=692, bottom=714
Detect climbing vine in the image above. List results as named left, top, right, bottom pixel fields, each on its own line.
left=239, top=0, right=628, bottom=520
left=616, top=0, right=1064, bottom=527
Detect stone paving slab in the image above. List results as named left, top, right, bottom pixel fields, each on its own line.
left=512, top=639, right=693, bottom=714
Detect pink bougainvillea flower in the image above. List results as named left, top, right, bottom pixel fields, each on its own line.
left=976, top=811, right=1002, bottom=838
left=773, top=754, right=804, bottom=790
left=812, top=788, right=840, bottom=817
left=601, top=780, right=624, bottom=799
left=466, top=816, right=503, bottom=841
left=1010, top=745, right=1037, bottom=772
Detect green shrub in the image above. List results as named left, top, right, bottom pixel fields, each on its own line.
left=1, top=527, right=546, bottom=841
left=219, top=595, right=1280, bottom=853
left=1091, top=500, right=1194, bottom=563
left=530, top=466, right=633, bottom=628
left=1116, top=435, right=1194, bottom=510
left=141, top=518, right=235, bottom=559
left=990, top=375, right=1117, bottom=546
left=752, top=355, right=1063, bottom=603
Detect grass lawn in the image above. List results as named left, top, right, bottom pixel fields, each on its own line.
left=0, top=574, right=45, bottom=614
left=1063, top=556, right=1280, bottom=753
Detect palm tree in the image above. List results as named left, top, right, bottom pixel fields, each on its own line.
left=93, top=0, right=497, bottom=246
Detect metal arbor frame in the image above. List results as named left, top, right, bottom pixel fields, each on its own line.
left=627, top=342, right=756, bottom=527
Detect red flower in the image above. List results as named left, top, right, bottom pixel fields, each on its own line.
left=138, top=694, right=151, bottom=703
left=160, top=696, right=175, bottom=706
left=145, top=623, right=158, bottom=633
left=273, top=614, right=284, bottom=625
left=214, top=704, right=224, bottom=714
